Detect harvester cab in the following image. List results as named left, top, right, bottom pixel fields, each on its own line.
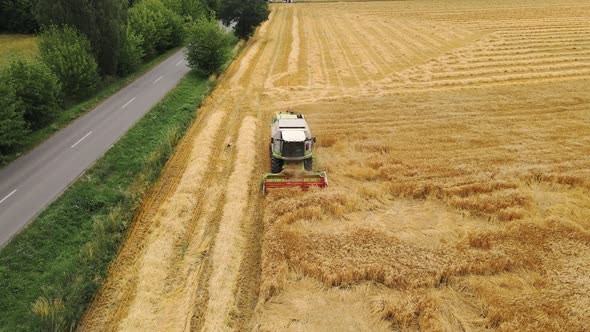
left=262, top=111, right=328, bottom=193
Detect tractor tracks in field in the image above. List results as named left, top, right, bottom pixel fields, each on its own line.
left=78, top=104, right=222, bottom=331
left=80, top=13, right=278, bottom=329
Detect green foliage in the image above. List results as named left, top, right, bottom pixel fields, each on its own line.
left=160, top=0, right=182, bottom=15
left=185, top=17, right=234, bottom=74
left=117, top=28, right=145, bottom=76
left=93, top=0, right=128, bottom=75
left=218, top=0, right=269, bottom=39
left=31, top=297, right=67, bottom=331
left=0, top=71, right=213, bottom=331
left=128, top=0, right=184, bottom=58
left=4, top=59, right=62, bottom=130
left=185, top=0, right=213, bottom=19
left=0, top=82, right=28, bottom=155
left=35, top=0, right=128, bottom=75
left=0, top=0, right=39, bottom=33
left=0, top=49, right=176, bottom=167
left=38, top=25, right=99, bottom=99
left=162, top=0, right=211, bottom=19
left=161, top=2, right=185, bottom=50
left=206, top=0, right=220, bottom=12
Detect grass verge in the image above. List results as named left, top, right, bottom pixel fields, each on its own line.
left=0, top=48, right=180, bottom=167
left=0, top=70, right=213, bottom=331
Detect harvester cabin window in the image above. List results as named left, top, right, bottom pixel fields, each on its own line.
left=282, top=141, right=305, bottom=158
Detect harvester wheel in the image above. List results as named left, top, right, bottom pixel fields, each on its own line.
left=304, top=158, right=313, bottom=171
left=271, top=156, right=284, bottom=173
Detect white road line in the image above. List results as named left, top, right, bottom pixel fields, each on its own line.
left=0, top=189, right=17, bottom=205
left=71, top=131, right=93, bottom=148
left=153, top=75, right=164, bottom=84
left=121, top=97, right=136, bottom=109
left=175, top=60, right=183, bottom=66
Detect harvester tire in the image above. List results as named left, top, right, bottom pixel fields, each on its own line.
left=304, top=158, right=313, bottom=171
left=271, top=156, right=284, bottom=173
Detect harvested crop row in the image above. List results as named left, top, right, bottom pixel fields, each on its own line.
left=254, top=1, right=590, bottom=331
left=83, top=0, right=590, bottom=331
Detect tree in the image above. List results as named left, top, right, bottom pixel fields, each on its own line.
left=161, top=0, right=211, bottom=20
left=38, top=25, right=99, bottom=99
left=4, top=60, right=62, bottom=130
left=0, top=0, right=39, bottom=33
left=182, top=0, right=211, bottom=19
left=218, top=0, right=269, bottom=39
left=117, top=28, right=145, bottom=76
left=94, top=0, right=128, bottom=75
left=35, top=0, right=127, bottom=75
left=206, top=0, right=220, bottom=12
left=185, top=17, right=233, bottom=74
left=0, top=83, right=28, bottom=155
left=128, top=0, right=184, bottom=58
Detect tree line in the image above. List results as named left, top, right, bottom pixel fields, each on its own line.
left=0, top=0, right=269, bottom=162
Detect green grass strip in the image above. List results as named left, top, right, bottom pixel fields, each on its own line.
left=0, top=70, right=213, bottom=331
left=0, top=48, right=180, bottom=167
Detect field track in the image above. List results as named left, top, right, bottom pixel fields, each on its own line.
left=81, top=1, right=590, bottom=330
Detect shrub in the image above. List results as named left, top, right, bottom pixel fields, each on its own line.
left=117, top=28, right=145, bottom=76
left=38, top=25, right=99, bottom=99
left=128, top=0, right=184, bottom=58
left=0, top=82, right=28, bottom=155
left=185, top=17, right=234, bottom=75
left=4, top=60, right=62, bottom=130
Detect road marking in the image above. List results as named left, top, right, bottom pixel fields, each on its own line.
left=0, top=189, right=17, bottom=205
left=153, top=75, right=164, bottom=84
left=121, top=97, right=136, bottom=109
left=71, top=131, right=93, bottom=148
left=175, top=60, right=183, bottom=66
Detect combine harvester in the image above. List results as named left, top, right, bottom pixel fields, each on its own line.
left=262, top=112, right=328, bottom=193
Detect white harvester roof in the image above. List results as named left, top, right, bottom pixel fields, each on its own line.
left=278, top=118, right=307, bottom=129
left=281, top=130, right=307, bottom=142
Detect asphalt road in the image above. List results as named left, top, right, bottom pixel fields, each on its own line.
left=0, top=49, right=190, bottom=247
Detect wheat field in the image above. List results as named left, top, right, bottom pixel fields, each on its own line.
left=81, top=1, right=590, bottom=331
left=0, top=34, right=38, bottom=67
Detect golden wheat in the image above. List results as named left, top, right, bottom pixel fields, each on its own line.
left=82, top=0, right=590, bottom=330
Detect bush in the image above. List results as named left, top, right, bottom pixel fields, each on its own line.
left=38, top=25, right=99, bottom=100
left=218, top=0, right=269, bottom=39
left=185, top=17, right=233, bottom=75
left=4, top=60, right=62, bottom=130
left=117, top=28, right=145, bottom=76
left=128, top=0, right=184, bottom=58
left=0, top=82, right=28, bottom=155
